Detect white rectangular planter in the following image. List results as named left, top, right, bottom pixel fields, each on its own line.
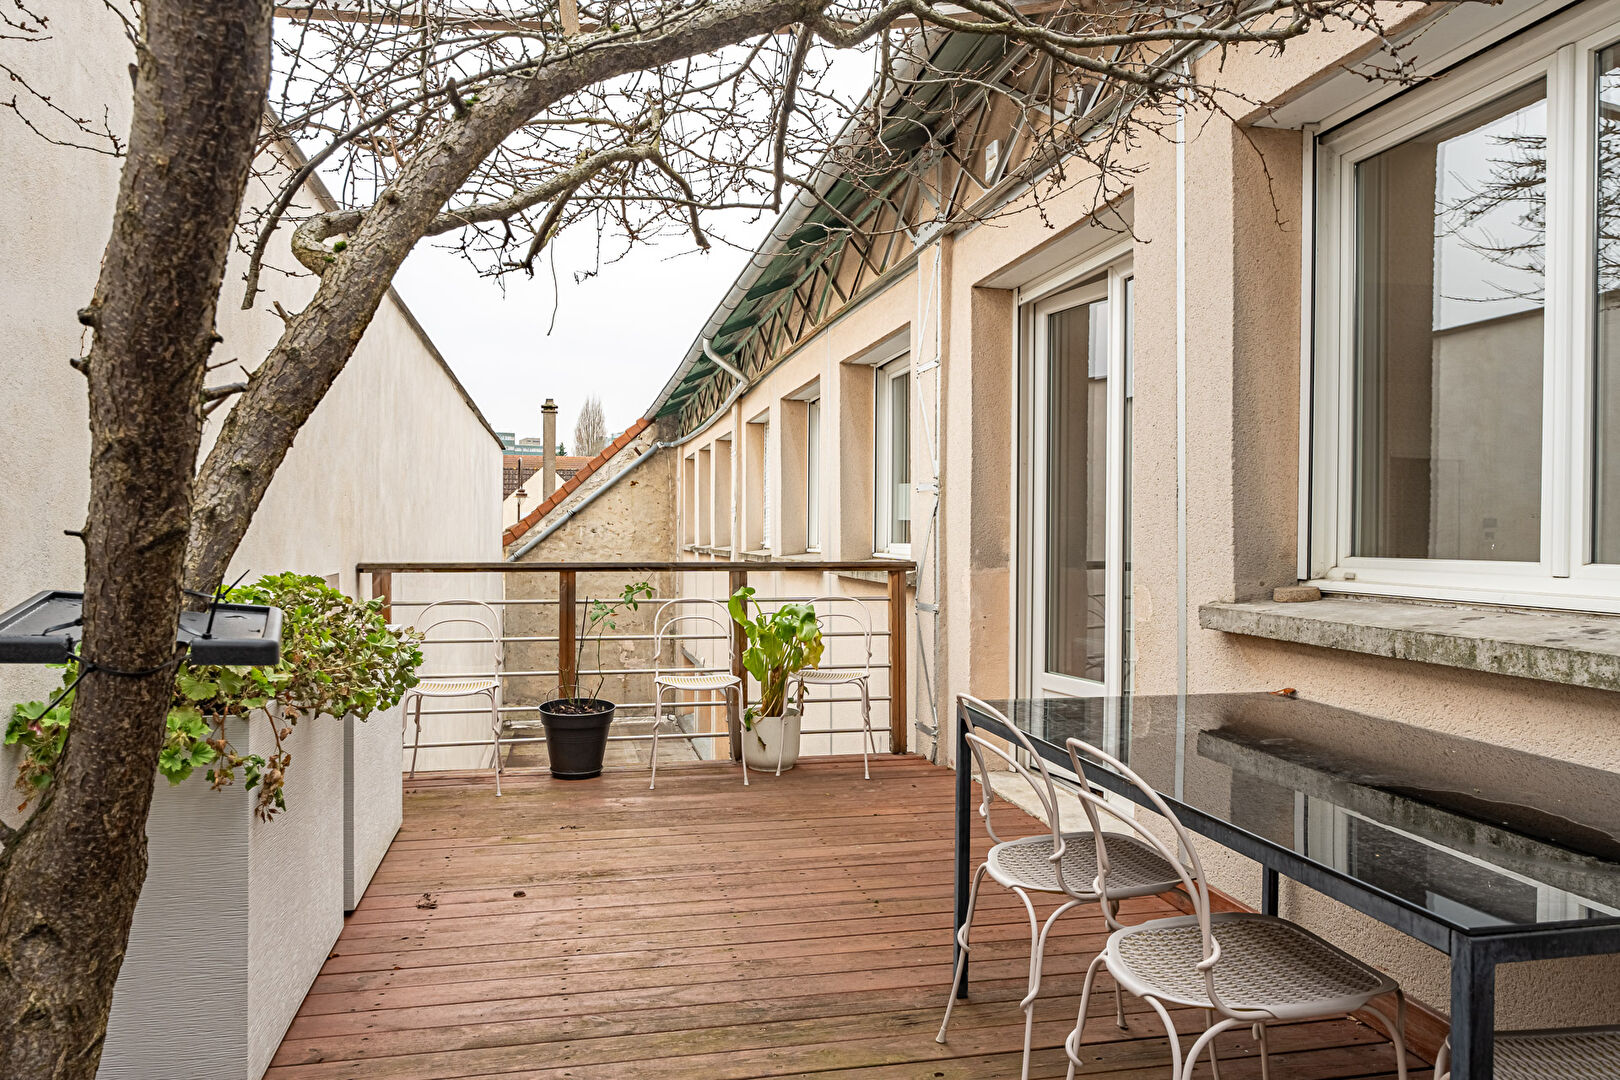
left=345, top=705, right=403, bottom=910
left=98, top=710, right=346, bottom=1080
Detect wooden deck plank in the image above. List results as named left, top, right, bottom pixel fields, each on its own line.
left=270, top=755, right=1420, bottom=1080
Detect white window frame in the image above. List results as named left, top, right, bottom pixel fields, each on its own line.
left=1309, top=5, right=1620, bottom=612
left=1022, top=260, right=1134, bottom=701
left=875, top=354, right=913, bottom=555
left=806, top=397, right=822, bottom=552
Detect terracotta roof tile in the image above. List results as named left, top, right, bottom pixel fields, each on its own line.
left=503, top=417, right=653, bottom=548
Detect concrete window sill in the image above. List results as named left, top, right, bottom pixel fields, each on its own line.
left=1199, top=596, right=1620, bottom=692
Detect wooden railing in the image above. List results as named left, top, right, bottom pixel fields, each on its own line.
left=357, top=560, right=914, bottom=755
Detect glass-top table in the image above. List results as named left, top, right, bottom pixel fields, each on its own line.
left=956, top=694, right=1620, bottom=1080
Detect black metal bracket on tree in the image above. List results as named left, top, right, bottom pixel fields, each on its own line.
left=0, top=590, right=283, bottom=667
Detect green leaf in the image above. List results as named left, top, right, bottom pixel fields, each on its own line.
left=177, top=668, right=219, bottom=701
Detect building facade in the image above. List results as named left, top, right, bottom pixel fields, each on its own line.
left=505, top=0, right=1620, bottom=1034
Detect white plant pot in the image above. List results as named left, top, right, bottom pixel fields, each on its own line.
left=98, top=709, right=346, bottom=1080
left=742, top=708, right=802, bottom=772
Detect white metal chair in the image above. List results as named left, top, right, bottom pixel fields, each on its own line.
left=1434, top=1026, right=1620, bottom=1080
left=937, top=696, right=1184, bottom=1080
left=786, top=595, right=875, bottom=779
left=649, top=598, right=746, bottom=790
left=1061, top=735, right=1411, bottom=1080
left=402, top=599, right=504, bottom=794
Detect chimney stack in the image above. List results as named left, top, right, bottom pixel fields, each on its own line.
left=541, top=398, right=558, bottom=497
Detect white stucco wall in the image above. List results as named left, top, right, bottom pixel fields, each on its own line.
left=0, top=8, right=503, bottom=1076
left=0, top=5, right=505, bottom=800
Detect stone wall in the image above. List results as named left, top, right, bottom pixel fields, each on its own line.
left=503, top=421, right=681, bottom=730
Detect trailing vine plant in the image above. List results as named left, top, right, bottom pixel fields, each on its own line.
left=5, top=573, right=422, bottom=819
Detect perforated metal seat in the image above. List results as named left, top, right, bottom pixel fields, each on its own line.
left=938, top=697, right=1159, bottom=1080
left=1059, top=735, right=1410, bottom=1080
left=650, top=599, right=747, bottom=789
left=414, top=677, right=500, bottom=697
left=1436, top=1025, right=1620, bottom=1080
left=402, top=600, right=505, bottom=795
left=989, top=833, right=1180, bottom=898
left=794, top=667, right=865, bottom=684
left=787, top=597, right=878, bottom=779
left=1107, top=912, right=1396, bottom=1016
left=654, top=672, right=741, bottom=692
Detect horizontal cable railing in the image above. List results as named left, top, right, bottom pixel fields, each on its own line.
left=362, top=559, right=913, bottom=768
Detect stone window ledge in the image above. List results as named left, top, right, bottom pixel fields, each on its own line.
left=1199, top=595, right=1620, bottom=693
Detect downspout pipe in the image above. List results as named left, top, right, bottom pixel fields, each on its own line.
left=506, top=341, right=749, bottom=560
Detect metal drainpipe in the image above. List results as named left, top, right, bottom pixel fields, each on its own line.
left=506, top=341, right=749, bottom=561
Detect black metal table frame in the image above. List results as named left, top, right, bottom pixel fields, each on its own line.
left=954, top=700, right=1620, bottom=1080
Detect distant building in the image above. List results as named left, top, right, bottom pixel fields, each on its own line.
left=503, top=453, right=590, bottom=499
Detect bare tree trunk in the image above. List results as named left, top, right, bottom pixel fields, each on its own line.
left=0, top=2, right=272, bottom=1076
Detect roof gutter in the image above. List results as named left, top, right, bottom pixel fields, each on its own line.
left=507, top=340, right=749, bottom=560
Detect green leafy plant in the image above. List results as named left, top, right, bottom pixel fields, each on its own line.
left=727, top=586, right=824, bottom=733
left=6, top=573, right=423, bottom=819
left=552, top=580, right=655, bottom=712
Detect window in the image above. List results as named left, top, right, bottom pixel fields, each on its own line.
left=696, top=446, right=712, bottom=548
left=683, top=454, right=697, bottom=547
left=760, top=422, right=773, bottom=550
left=1023, top=262, right=1133, bottom=699
left=1044, top=294, right=1110, bottom=682
left=713, top=437, right=732, bottom=550
left=806, top=398, right=821, bottom=551
left=876, top=356, right=911, bottom=553
left=1312, top=14, right=1620, bottom=610
left=743, top=418, right=768, bottom=551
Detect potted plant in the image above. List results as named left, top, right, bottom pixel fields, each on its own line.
left=727, top=585, right=824, bottom=772
left=5, top=572, right=422, bottom=1079
left=537, top=580, right=653, bottom=779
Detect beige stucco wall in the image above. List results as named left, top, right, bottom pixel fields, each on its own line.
left=633, top=0, right=1620, bottom=1035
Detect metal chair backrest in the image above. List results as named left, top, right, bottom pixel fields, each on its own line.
left=1064, top=737, right=1239, bottom=1013
left=414, top=598, right=503, bottom=679
left=958, top=695, right=1070, bottom=894
left=652, top=597, right=734, bottom=684
left=802, top=594, right=872, bottom=673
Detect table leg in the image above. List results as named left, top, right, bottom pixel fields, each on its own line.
left=1261, top=866, right=1279, bottom=916
left=954, top=701, right=971, bottom=998
left=1448, top=935, right=1495, bottom=1079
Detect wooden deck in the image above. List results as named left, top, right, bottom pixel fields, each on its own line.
left=268, top=755, right=1428, bottom=1079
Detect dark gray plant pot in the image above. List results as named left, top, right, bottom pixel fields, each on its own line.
left=537, top=698, right=616, bottom=779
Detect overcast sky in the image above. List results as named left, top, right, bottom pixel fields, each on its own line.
left=378, top=50, right=873, bottom=449
left=391, top=213, right=774, bottom=446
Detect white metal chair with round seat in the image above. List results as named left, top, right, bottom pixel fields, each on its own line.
left=786, top=595, right=876, bottom=779
left=1061, top=735, right=1411, bottom=1080
left=402, top=599, right=504, bottom=794
left=936, top=696, right=1184, bottom=1080
left=1434, top=1026, right=1620, bottom=1080
left=649, top=598, right=746, bottom=789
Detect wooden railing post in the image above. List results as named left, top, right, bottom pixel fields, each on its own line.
left=887, top=567, right=908, bottom=755
left=728, top=569, right=748, bottom=762
left=371, top=571, right=392, bottom=623
left=558, top=570, right=577, bottom=699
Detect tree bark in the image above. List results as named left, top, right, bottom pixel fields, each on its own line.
left=0, top=2, right=273, bottom=1076
left=183, top=0, right=823, bottom=592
